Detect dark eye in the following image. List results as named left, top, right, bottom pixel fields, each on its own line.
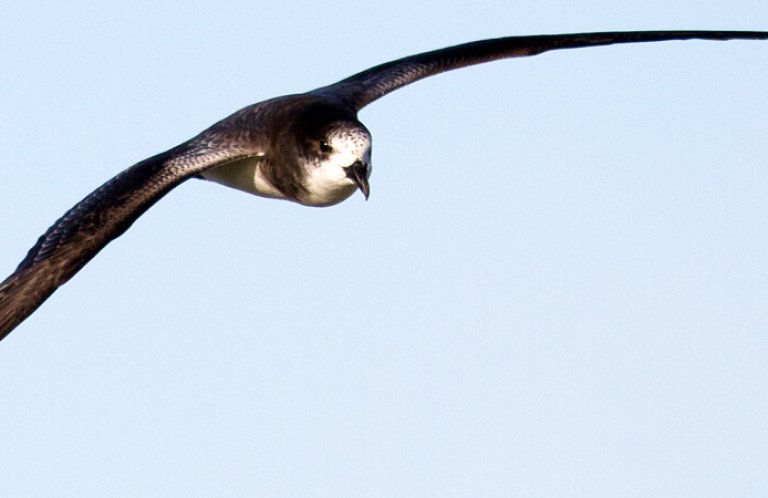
left=319, top=141, right=333, bottom=153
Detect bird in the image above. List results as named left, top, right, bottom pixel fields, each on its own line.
left=0, top=30, right=766, bottom=341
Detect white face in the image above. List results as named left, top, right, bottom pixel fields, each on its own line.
left=300, top=124, right=372, bottom=207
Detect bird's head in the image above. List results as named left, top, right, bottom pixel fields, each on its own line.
left=295, top=117, right=372, bottom=207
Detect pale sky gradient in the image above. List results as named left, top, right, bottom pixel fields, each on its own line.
left=1, top=2, right=767, bottom=496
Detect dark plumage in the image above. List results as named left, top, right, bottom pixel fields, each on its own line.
left=1, top=30, right=766, bottom=340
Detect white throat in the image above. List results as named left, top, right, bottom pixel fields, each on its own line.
left=301, top=148, right=371, bottom=206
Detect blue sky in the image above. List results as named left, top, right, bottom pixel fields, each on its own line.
left=1, top=2, right=766, bottom=496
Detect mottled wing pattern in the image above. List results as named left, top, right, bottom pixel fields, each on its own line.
left=0, top=115, right=267, bottom=341
left=314, top=30, right=768, bottom=111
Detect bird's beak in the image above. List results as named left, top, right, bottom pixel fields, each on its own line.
left=345, top=160, right=371, bottom=200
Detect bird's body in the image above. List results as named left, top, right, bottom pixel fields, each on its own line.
left=201, top=95, right=373, bottom=206
left=0, top=30, right=766, bottom=340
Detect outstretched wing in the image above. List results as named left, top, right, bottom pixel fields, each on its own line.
left=0, top=122, right=264, bottom=341
left=314, top=30, right=768, bottom=110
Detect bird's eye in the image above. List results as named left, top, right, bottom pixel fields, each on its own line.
left=319, top=141, right=333, bottom=153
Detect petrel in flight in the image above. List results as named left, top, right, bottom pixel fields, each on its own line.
left=1, top=30, right=766, bottom=340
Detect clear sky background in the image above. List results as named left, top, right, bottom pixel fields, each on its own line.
left=1, top=2, right=766, bottom=496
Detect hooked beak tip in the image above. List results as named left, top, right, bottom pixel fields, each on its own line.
left=346, top=161, right=371, bottom=201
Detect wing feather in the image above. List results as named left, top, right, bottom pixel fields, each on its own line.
left=314, top=30, right=768, bottom=110
left=0, top=133, right=261, bottom=341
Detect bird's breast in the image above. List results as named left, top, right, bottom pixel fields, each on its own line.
left=201, top=156, right=286, bottom=201
left=201, top=156, right=358, bottom=207
left=298, top=163, right=359, bottom=207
